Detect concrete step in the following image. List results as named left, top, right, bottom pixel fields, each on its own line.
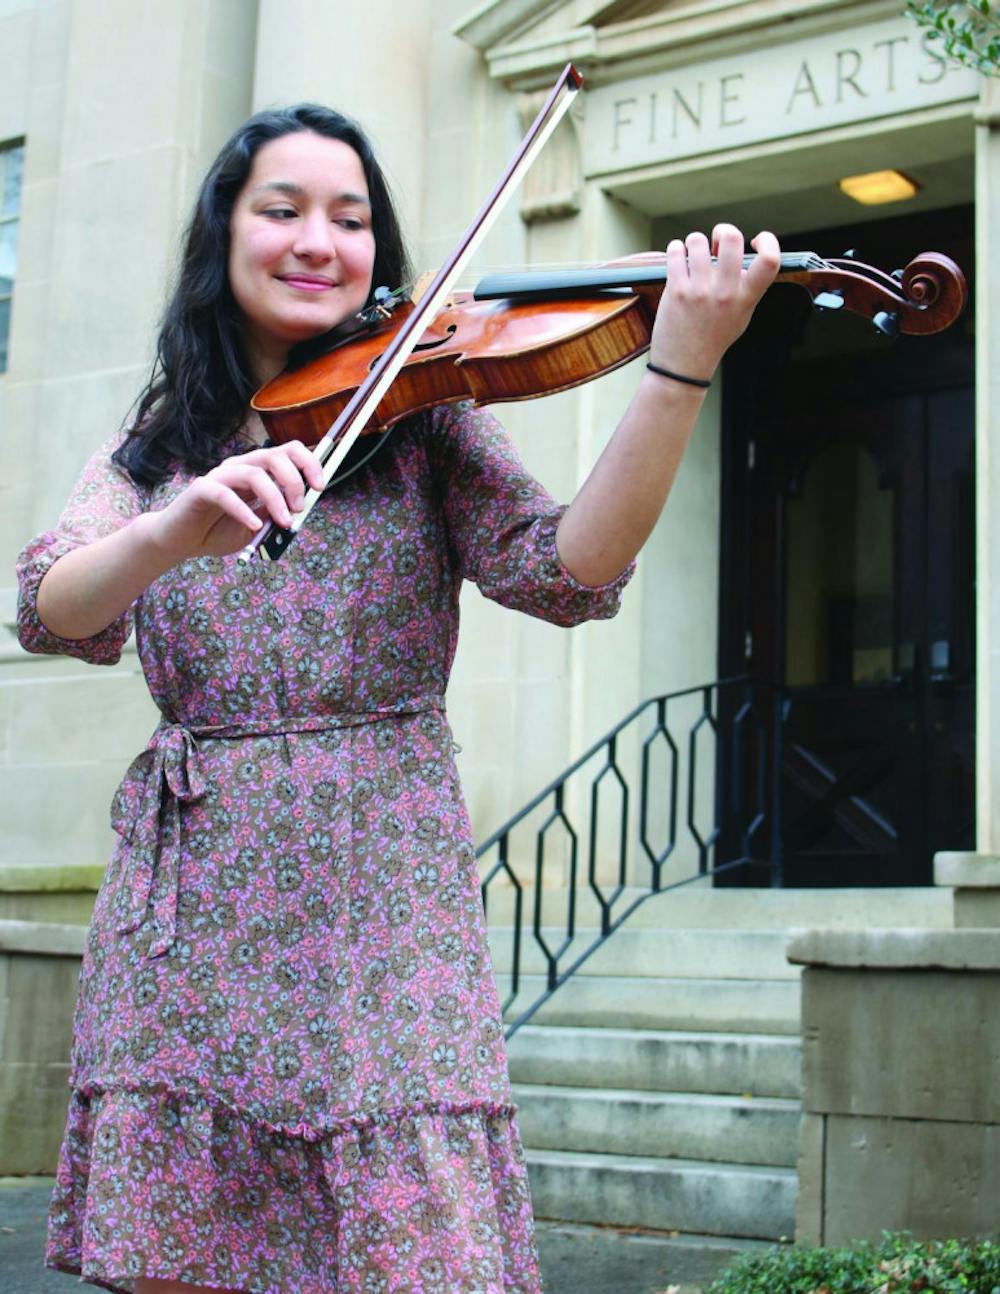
left=515, top=1083, right=800, bottom=1167
left=534, top=1220, right=773, bottom=1294
left=507, top=1025, right=801, bottom=1097
left=500, top=974, right=800, bottom=1034
left=527, top=1146, right=797, bottom=1241
left=483, top=885, right=952, bottom=930
left=488, top=926, right=799, bottom=980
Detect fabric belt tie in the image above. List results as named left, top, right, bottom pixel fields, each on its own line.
left=111, top=699, right=445, bottom=960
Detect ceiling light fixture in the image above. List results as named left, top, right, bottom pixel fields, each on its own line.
left=838, top=170, right=920, bottom=205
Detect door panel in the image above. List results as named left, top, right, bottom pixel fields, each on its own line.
left=717, top=205, right=974, bottom=886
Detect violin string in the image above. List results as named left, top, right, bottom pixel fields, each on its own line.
left=404, top=259, right=665, bottom=287
left=398, top=251, right=829, bottom=298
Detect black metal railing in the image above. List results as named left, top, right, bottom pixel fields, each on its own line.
left=477, top=675, right=784, bottom=1038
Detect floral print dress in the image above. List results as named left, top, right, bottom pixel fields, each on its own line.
left=15, top=403, right=632, bottom=1294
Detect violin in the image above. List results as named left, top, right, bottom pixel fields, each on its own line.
left=237, top=62, right=967, bottom=564
left=252, top=249, right=968, bottom=449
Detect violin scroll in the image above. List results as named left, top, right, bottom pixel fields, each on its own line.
left=898, top=252, right=969, bottom=335
left=782, top=251, right=967, bottom=338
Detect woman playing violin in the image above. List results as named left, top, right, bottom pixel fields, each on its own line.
left=17, top=104, right=779, bottom=1294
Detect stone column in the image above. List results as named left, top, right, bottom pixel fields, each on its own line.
left=933, top=74, right=1000, bottom=903
left=972, top=72, right=1000, bottom=850
left=1, top=0, right=259, bottom=874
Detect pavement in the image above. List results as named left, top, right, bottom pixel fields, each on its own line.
left=1, top=1176, right=765, bottom=1293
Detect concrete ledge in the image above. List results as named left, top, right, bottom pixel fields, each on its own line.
left=0, top=864, right=103, bottom=892
left=0, top=868, right=101, bottom=924
left=787, top=928, right=1000, bottom=970
left=934, top=853, right=1000, bottom=926
left=0, top=920, right=87, bottom=956
left=935, top=852, right=1000, bottom=887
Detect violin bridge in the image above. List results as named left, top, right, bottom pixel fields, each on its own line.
left=410, top=269, right=438, bottom=306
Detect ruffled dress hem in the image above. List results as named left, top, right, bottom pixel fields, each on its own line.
left=45, top=1081, right=542, bottom=1294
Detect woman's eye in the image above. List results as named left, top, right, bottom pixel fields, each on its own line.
left=263, top=207, right=297, bottom=219
left=337, top=217, right=367, bottom=231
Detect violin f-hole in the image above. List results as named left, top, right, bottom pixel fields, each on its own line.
left=366, top=324, right=458, bottom=370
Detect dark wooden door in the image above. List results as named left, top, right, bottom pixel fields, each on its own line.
left=718, top=205, right=974, bottom=886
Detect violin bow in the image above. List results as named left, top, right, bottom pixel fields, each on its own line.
left=238, top=63, right=584, bottom=564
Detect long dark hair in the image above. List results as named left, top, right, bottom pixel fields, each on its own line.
left=113, top=104, right=411, bottom=488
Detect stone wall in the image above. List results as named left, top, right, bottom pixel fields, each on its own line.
left=0, top=919, right=85, bottom=1175
left=1, top=0, right=258, bottom=876
left=792, top=929, right=1000, bottom=1244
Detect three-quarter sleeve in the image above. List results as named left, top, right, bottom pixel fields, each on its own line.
left=427, top=402, right=634, bottom=627
left=15, top=431, right=147, bottom=664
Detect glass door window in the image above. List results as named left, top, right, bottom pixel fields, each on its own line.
left=785, top=443, right=894, bottom=688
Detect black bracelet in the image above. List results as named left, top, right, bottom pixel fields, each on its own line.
left=646, top=361, right=711, bottom=389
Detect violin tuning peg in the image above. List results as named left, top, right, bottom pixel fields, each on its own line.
left=843, top=248, right=858, bottom=259
left=360, top=285, right=401, bottom=327
left=872, top=310, right=900, bottom=339
left=891, top=269, right=904, bottom=282
left=813, top=289, right=845, bottom=312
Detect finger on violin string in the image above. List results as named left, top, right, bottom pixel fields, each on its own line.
left=711, top=223, right=745, bottom=278
left=683, top=232, right=713, bottom=288
left=664, top=238, right=689, bottom=284
left=745, top=230, right=782, bottom=294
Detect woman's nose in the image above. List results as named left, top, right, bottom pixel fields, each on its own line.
left=292, top=212, right=336, bottom=261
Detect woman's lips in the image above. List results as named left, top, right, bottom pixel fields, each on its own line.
left=280, top=275, right=336, bottom=292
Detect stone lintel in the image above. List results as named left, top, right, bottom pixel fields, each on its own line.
left=452, top=0, right=551, bottom=51
left=935, top=851, right=1000, bottom=888
left=0, top=920, right=87, bottom=957
left=787, top=928, right=1000, bottom=970
left=0, top=864, right=103, bottom=893
left=476, top=0, right=900, bottom=83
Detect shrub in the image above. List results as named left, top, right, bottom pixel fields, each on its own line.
left=706, top=1233, right=1000, bottom=1294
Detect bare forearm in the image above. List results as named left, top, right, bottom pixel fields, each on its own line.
left=36, top=512, right=175, bottom=640
left=555, top=370, right=706, bottom=586
left=555, top=226, right=780, bottom=587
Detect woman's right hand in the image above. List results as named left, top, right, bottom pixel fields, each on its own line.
left=149, top=440, right=327, bottom=561
left=35, top=440, right=328, bottom=642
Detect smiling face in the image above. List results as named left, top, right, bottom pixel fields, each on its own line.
left=228, top=130, right=376, bottom=380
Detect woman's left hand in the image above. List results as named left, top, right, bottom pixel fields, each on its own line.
left=647, top=223, right=781, bottom=383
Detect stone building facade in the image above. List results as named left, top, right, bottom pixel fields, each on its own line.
left=2, top=0, right=997, bottom=1248
left=0, top=0, right=991, bottom=885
